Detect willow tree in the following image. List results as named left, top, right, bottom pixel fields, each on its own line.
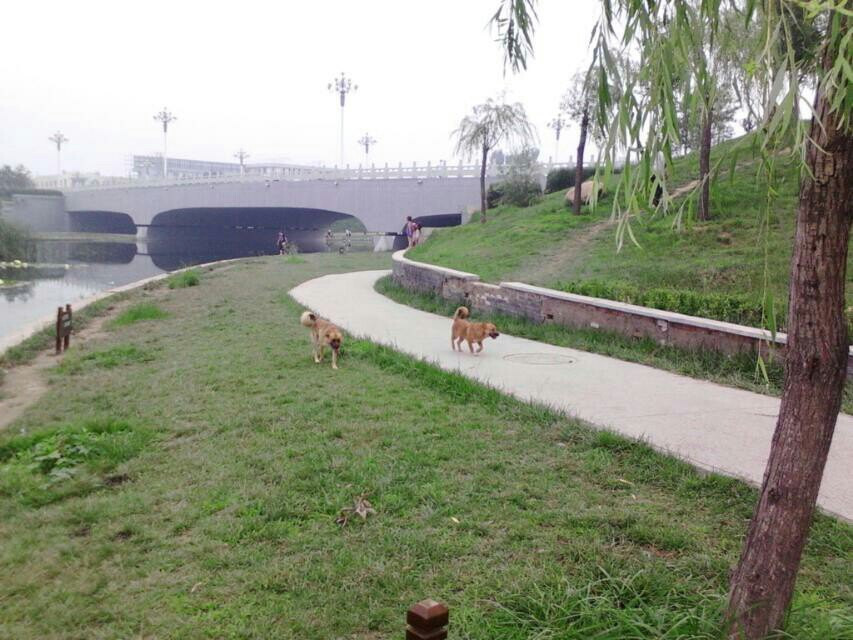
left=492, top=1, right=851, bottom=638
left=452, top=98, right=535, bottom=222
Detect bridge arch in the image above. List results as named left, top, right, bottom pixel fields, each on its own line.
left=68, top=210, right=136, bottom=234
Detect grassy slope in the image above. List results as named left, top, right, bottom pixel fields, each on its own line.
left=0, top=253, right=850, bottom=639
left=409, top=140, right=853, bottom=309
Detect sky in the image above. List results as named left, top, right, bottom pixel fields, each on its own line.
left=0, top=0, right=603, bottom=177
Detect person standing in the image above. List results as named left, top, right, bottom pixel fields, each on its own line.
left=412, top=222, right=423, bottom=246
left=404, top=216, right=415, bottom=248
left=276, top=231, right=286, bottom=255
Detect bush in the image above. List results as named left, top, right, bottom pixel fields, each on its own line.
left=556, top=279, right=781, bottom=329
left=486, top=182, right=505, bottom=209
left=545, top=166, right=597, bottom=193
left=168, top=269, right=200, bottom=289
left=0, top=217, right=33, bottom=261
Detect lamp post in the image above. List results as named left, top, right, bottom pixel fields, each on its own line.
left=152, top=107, right=176, bottom=177
left=328, top=72, right=357, bottom=167
left=234, top=149, right=250, bottom=176
left=48, top=131, right=69, bottom=176
left=547, top=115, right=566, bottom=163
left=357, top=133, right=377, bottom=165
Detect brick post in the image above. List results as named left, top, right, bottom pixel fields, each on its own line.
left=406, top=599, right=448, bottom=639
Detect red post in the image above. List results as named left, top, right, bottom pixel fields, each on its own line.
left=406, top=599, right=448, bottom=640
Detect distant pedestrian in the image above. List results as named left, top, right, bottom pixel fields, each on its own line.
left=404, top=216, right=415, bottom=248
left=345, top=228, right=352, bottom=247
left=412, top=222, right=423, bottom=246
left=276, top=231, right=286, bottom=255
left=325, top=228, right=334, bottom=251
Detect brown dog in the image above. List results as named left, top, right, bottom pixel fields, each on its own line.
left=451, top=306, right=499, bottom=354
left=300, top=310, right=343, bottom=369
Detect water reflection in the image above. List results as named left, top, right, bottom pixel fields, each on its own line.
left=0, top=229, right=367, bottom=348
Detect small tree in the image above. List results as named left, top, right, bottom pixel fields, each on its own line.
left=452, top=99, right=535, bottom=223
left=0, top=165, right=35, bottom=193
left=493, top=1, right=851, bottom=638
left=561, top=72, right=602, bottom=215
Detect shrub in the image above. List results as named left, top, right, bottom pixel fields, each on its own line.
left=486, top=182, right=505, bottom=209
left=0, top=217, right=33, bottom=261
left=545, top=166, right=597, bottom=193
left=168, top=269, right=200, bottom=289
left=556, top=279, right=781, bottom=329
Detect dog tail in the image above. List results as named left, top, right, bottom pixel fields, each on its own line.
left=300, top=310, right=318, bottom=327
left=453, top=306, right=469, bottom=320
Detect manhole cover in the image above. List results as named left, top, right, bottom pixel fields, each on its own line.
left=502, top=353, right=576, bottom=365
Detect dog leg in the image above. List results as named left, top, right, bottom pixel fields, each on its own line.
left=332, top=349, right=338, bottom=370
left=451, top=336, right=457, bottom=351
left=467, top=340, right=475, bottom=354
left=477, top=342, right=484, bottom=353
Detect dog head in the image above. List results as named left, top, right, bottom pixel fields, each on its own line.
left=485, top=323, right=499, bottom=339
left=325, top=328, right=343, bottom=351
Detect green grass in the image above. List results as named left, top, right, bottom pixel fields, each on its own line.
left=55, top=344, right=156, bottom=375
left=168, top=269, right=201, bottom=289
left=0, top=253, right=850, bottom=639
left=409, top=138, right=853, bottom=313
left=375, top=275, right=853, bottom=415
left=110, top=302, right=168, bottom=327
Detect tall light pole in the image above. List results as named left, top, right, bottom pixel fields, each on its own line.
left=48, top=131, right=69, bottom=176
left=153, top=107, right=176, bottom=177
left=547, top=115, right=566, bottom=163
left=357, top=133, right=377, bottom=165
left=234, top=149, right=250, bottom=176
left=328, top=72, right=357, bottom=167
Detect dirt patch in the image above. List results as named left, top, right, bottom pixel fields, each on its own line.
left=0, top=298, right=142, bottom=432
left=512, top=218, right=615, bottom=286
left=104, top=473, right=131, bottom=486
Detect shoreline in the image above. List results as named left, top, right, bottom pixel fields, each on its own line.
left=0, top=257, right=247, bottom=357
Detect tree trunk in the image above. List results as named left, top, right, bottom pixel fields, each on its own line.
left=698, top=105, right=713, bottom=221
left=573, top=108, right=589, bottom=215
left=725, top=32, right=853, bottom=640
left=480, top=144, right=488, bottom=223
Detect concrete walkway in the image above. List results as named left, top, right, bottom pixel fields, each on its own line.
left=290, top=270, right=853, bottom=521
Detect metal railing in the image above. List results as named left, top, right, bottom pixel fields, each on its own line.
left=61, top=161, right=579, bottom=192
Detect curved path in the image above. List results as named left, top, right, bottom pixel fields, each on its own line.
left=290, top=270, right=853, bottom=521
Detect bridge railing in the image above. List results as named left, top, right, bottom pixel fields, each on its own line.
left=60, top=161, right=582, bottom=192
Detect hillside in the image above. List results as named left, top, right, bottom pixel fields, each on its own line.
left=408, top=139, right=853, bottom=321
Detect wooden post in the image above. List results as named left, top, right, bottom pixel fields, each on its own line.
left=406, top=599, right=448, bottom=640
left=55, top=304, right=72, bottom=354
left=63, top=304, right=72, bottom=351
left=55, top=306, right=63, bottom=354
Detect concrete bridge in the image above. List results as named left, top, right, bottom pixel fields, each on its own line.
left=8, top=162, right=572, bottom=246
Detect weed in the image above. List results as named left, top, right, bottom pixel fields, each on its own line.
left=110, top=303, right=168, bottom=327
left=168, top=269, right=201, bottom=289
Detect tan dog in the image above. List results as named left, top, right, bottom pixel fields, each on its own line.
left=451, top=306, right=499, bottom=354
left=300, top=310, right=343, bottom=369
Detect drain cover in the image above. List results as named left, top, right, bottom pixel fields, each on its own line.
left=502, top=353, right=576, bottom=365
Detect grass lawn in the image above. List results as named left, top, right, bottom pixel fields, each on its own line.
left=0, top=253, right=850, bottom=639
left=408, top=140, right=853, bottom=314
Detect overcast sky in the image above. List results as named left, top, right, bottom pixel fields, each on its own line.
left=1, top=0, right=601, bottom=177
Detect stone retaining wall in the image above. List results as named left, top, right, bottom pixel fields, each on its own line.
left=392, top=250, right=853, bottom=375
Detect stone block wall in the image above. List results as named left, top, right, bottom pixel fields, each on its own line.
left=391, top=250, right=853, bottom=375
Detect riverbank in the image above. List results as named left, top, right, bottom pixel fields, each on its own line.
left=0, top=252, right=849, bottom=639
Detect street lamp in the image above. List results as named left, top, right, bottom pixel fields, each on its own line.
left=48, top=131, right=69, bottom=176
left=152, top=107, right=177, bottom=177
left=328, top=72, right=357, bottom=166
left=547, top=115, right=566, bottom=163
left=234, top=149, right=250, bottom=176
left=357, top=133, right=377, bottom=164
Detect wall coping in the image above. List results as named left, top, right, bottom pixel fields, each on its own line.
left=392, top=249, right=480, bottom=281
left=501, top=281, right=790, bottom=344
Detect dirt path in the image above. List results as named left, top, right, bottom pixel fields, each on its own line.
left=512, top=218, right=615, bottom=286
left=0, top=300, right=132, bottom=431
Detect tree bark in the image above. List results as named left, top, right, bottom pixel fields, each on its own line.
left=725, top=32, right=853, bottom=640
left=573, top=108, right=589, bottom=215
left=698, top=105, right=713, bottom=221
left=480, top=143, right=489, bottom=223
